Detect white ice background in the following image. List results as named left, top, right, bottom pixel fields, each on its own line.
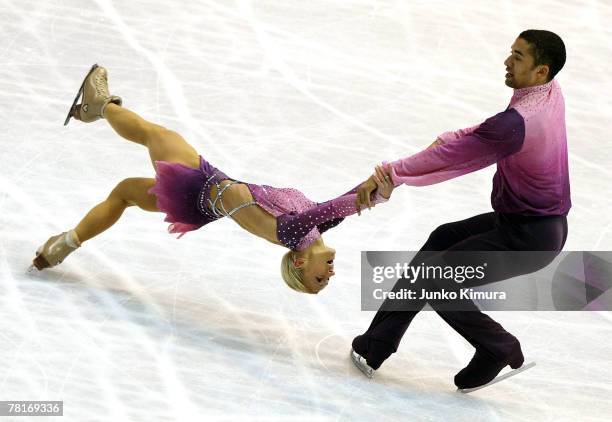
left=1, top=0, right=612, bottom=421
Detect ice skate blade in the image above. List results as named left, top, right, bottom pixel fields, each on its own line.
left=458, top=361, right=536, bottom=393
left=26, top=264, right=39, bottom=274
left=350, top=348, right=374, bottom=379
left=64, top=64, right=99, bottom=126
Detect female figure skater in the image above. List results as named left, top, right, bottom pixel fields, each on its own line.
left=32, top=65, right=393, bottom=294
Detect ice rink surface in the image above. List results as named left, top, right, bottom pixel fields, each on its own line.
left=1, top=0, right=612, bottom=420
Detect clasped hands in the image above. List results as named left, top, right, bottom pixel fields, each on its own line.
left=356, top=163, right=394, bottom=216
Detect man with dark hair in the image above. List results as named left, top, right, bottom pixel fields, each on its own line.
left=351, top=30, right=570, bottom=390
left=516, top=29, right=566, bottom=82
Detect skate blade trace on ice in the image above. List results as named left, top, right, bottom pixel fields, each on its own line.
left=458, top=361, right=536, bottom=393
left=63, top=63, right=99, bottom=126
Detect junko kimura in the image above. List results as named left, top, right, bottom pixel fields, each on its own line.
left=372, top=288, right=507, bottom=301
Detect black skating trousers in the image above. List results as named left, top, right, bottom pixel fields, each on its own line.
left=358, top=211, right=568, bottom=369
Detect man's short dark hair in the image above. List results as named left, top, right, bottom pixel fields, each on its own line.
left=519, top=30, right=566, bottom=81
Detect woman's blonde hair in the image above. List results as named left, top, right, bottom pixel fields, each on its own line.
left=280, top=251, right=309, bottom=293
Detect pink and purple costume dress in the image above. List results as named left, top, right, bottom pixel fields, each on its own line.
left=148, top=158, right=385, bottom=251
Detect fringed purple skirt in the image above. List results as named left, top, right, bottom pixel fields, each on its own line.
left=148, top=156, right=231, bottom=238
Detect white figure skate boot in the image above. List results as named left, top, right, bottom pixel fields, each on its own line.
left=65, top=64, right=122, bottom=125
left=31, top=230, right=81, bottom=271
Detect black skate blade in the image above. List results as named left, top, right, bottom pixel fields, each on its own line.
left=458, top=361, right=536, bottom=393
left=63, top=64, right=99, bottom=126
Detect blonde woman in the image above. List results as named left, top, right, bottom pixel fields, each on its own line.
left=32, top=65, right=393, bottom=294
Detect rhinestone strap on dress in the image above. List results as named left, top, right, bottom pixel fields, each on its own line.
left=198, top=171, right=257, bottom=220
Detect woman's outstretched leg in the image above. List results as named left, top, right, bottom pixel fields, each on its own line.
left=104, top=103, right=200, bottom=171
left=74, top=177, right=158, bottom=242
left=32, top=65, right=202, bottom=271
left=32, top=178, right=158, bottom=271
left=69, top=65, right=200, bottom=171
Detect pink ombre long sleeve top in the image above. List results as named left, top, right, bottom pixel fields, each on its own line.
left=389, top=79, right=571, bottom=216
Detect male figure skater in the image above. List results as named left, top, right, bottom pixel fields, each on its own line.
left=351, top=29, right=570, bottom=390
